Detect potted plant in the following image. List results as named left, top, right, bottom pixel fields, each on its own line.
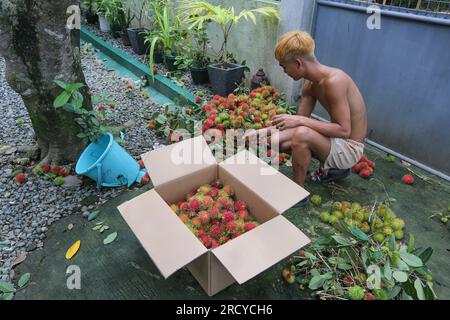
left=97, top=0, right=111, bottom=32
left=144, top=29, right=163, bottom=63
left=83, top=0, right=98, bottom=25
left=184, top=1, right=279, bottom=96
left=174, top=26, right=210, bottom=84
left=105, top=0, right=125, bottom=39
left=127, top=0, right=151, bottom=55
left=147, top=1, right=188, bottom=74
left=117, top=4, right=135, bottom=46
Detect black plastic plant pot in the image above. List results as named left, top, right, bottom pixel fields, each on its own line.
left=190, top=67, right=209, bottom=85
left=207, top=63, right=245, bottom=97
left=127, top=28, right=149, bottom=55
left=86, top=12, right=98, bottom=25
left=154, top=50, right=164, bottom=64
left=164, top=55, right=178, bottom=72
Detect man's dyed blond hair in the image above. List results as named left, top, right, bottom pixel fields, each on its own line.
left=275, top=31, right=316, bottom=62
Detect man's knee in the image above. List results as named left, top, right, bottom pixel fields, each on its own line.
left=292, top=126, right=313, bottom=147
left=280, top=141, right=291, bottom=152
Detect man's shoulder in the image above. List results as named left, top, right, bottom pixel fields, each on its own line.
left=321, top=70, right=349, bottom=91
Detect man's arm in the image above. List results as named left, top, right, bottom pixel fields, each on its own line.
left=297, top=81, right=317, bottom=117
left=299, top=79, right=351, bottom=139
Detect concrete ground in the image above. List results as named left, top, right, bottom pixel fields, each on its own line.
left=13, top=144, right=450, bottom=299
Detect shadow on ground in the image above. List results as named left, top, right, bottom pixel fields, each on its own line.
left=13, top=145, right=450, bottom=299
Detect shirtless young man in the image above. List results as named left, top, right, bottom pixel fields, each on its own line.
left=250, top=31, right=367, bottom=205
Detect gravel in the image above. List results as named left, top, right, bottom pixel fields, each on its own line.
left=83, top=24, right=214, bottom=99
left=0, top=34, right=177, bottom=283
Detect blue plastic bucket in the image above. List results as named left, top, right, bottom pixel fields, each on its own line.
left=75, top=132, right=140, bottom=187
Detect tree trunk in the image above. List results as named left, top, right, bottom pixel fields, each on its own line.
left=0, top=0, right=91, bottom=165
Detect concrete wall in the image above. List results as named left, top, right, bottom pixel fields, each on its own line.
left=312, top=0, right=450, bottom=175
left=202, top=0, right=281, bottom=92
left=122, top=0, right=317, bottom=103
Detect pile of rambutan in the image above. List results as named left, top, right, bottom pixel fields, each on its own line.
left=320, top=201, right=406, bottom=242
left=169, top=180, right=260, bottom=249
left=352, top=156, right=375, bottom=179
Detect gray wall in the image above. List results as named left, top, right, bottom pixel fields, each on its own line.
left=123, top=0, right=317, bottom=103
left=312, top=0, right=450, bottom=175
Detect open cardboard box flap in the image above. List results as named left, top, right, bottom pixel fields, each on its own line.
left=212, top=215, right=311, bottom=284
left=141, top=136, right=216, bottom=187
left=117, top=189, right=207, bottom=279
left=219, top=150, right=310, bottom=213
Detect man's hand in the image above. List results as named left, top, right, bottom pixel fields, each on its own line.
left=243, top=127, right=273, bottom=147
left=272, top=114, right=304, bottom=131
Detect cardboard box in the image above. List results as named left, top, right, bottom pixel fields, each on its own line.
left=117, top=136, right=311, bottom=296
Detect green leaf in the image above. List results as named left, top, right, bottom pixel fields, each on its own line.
left=53, top=91, right=71, bottom=108
left=100, top=225, right=110, bottom=233
left=87, top=210, right=100, bottom=221
left=414, top=278, right=425, bottom=300
left=387, top=286, right=402, bottom=299
left=400, top=252, right=423, bottom=267
left=308, top=275, right=325, bottom=290
left=77, top=133, right=88, bottom=139
left=90, top=117, right=100, bottom=126
left=0, top=281, right=15, bottom=293
left=349, top=227, right=369, bottom=241
left=156, top=114, right=167, bottom=124
left=393, top=271, right=408, bottom=283
left=331, top=235, right=355, bottom=246
left=425, top=281, right=437, bottom=300
left=337, top=263, right=353, bottom=270
left=373, top=288, right=388, bottom=300
left=0, top=292, right=14, bottom=300
left=384, top=259, right=392, bottom=281
left=389, top=234, right=396, bottom=252
left=103, top=232, right=118, bottom=245
left=304, top=252, right=317, bottom=260
left=310, top=269, right=320, bottom=277
left=370, top=251, right=384, bottom=261
left=366, top=265, right=382, bottom=290
left=92, top=225, right=102, bottom=231
left=18, top=273, right=30, bottom=288
left=66, top=82, right=85, bottom=92
left=53, top=79, right=68, bottom=89
left=407, top=233, right=415, bottom=253
left=396, top=259, right=410, bottom=271
left=418, top=248, right=433, bottom=264
left=296, top=260, right=309, bottom=268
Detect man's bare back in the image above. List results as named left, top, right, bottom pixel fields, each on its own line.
left=303, top=66, right=367, bottom=142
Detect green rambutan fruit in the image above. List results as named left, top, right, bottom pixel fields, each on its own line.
left=332, top=201, right=342, bottom=211
left=391, top=218, right=405, bottom=230
left=320, top=211, right=331, bottom=223
left=383, top=227, right=393, bottom=236
left=332, top=210, right=344, bottom=219
left=373, top=233, right=385, bottom=243
left=328, top=215, right=338, bottom=224
left=354, top=212, right=364, bottom=222
left=343, top=208, right=352, bottom=219
left=348, top=286, right=365, bottom=300
left=394, top=230, right=404, bottom=240
left=342, top=201, right=351, bottom=210
left=311, top=195, right=322, bottom=206
left=359, top=222, right=370, bottom=233
left=351, top=202, right=361, bottom=212
left=54, top=176, right=65, bottom=186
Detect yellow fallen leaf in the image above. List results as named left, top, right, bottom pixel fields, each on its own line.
left=65, top=240, right=81, bottom=260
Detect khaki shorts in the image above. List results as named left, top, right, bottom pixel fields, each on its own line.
left=322, top=138, right=365, bottom=170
